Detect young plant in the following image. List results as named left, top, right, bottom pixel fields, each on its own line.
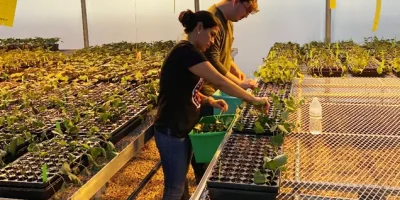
left=193, top=110, right=233, bottom=133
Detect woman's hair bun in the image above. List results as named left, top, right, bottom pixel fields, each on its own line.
left=178, top=9, right=195, bottom=28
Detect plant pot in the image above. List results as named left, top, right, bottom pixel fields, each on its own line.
left=206, top=134, right=281, bottom=200
left=189, top=114, right=236, bottom=163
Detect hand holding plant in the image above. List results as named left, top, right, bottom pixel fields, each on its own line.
left=209, top=99, right=228, bottom=113
left=250, top=97, right=270, bottom=114
left=239, top=79, right=257, bottom=90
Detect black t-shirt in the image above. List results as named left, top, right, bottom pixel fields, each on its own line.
left=154, top=40, right=208, bottom=138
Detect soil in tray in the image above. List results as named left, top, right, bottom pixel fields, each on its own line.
left=206, top=134, right=280, bottom=199
left=310, top=67, right=344, bottom=77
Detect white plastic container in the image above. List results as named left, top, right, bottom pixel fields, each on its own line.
left=309, top=97, right=322, bottom=135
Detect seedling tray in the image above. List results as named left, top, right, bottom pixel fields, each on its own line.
left=310, top=67, right=344, bottom=77
left=232, top=104, right=281, bottom=135
left=349, top=67, right=387, bottom=77
left=252, top=81, right=291, bottom=98
left=392, top=69, right=400, bottom=77
left=0, top=128, right=56, bottom=165
left=0, top=134, right=99, bottom=199
left=206, top=134, right=280, bottom=200
left=108, top=105, right=150, bottom=144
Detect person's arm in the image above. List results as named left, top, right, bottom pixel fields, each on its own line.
left=204, top=30, right=243, bottom=86
left=199, top=93, right=212, bottom=105
left=230, top=60, right=246, bottom=80
left=199, top=93, right=229, bottom=112
left=204, top=43, right=253, bottom=89
left=189, top=61, right=258, bottom=103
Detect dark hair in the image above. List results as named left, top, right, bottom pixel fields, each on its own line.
left=178, top=9, right=219, bottom=34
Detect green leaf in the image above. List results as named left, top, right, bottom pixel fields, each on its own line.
left=253, top=169, right=266, bottom=184
left=278, top=125, right=289, bottom=134
left=59, top=162, right=71, bottom=175
left=377, top=66, right=383, bottom=74
left=270, top=124, right=278, bottom=132
left=42, top=164, right=48, bottom=183
left=16, top=136, right=25, bottom=146
left=8, top=138, right=17, bottom=156
left=254, top=121, right=265, bottom=134
left=106, top=150, right=118, bottom=160
left=273, top=154, right=288, bottom=169
left=106, top=141, right=115, bottom=151
left=280, top=111, right=289, bottom=121
left=90, top=147, right=106, bottom=160
left=236, top=121, right=244, bottom=131
left=40, top=151, right=48, bottom=157
left=86, top=154, right=100, bottom=168
left=68, top=173, right=83, bottom=185
left=28, top=143, right=40, bottom=152
left=264, top=157, right=277, bottom=170
left=55, top=121, right=62, bottom=134
left=82, top=143, right=90, bottom=150
left=271, top=134, right=284, bottom=147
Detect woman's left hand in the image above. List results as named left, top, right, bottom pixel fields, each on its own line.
left=209, top=99, right=228, bottom=112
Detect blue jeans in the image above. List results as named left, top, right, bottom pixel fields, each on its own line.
left=154, top=128, right=192, bottom=200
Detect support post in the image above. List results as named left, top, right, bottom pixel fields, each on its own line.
left=81, top=0, right=90, bottom=48
left=195, top=0, right=200, bottom=12
left=325, top=0, right=332, bottom=43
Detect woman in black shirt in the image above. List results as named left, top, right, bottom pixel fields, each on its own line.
left=154, top=9, right=269, bottom=200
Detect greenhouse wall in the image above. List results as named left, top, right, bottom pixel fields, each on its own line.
left=1, top=0, right=399, bottom=76
left=332, top=0, right=400, bottom=43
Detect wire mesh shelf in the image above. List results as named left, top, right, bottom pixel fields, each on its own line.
left=278, top=133, right=400, bottom=200
left=196, top=77, right=400, bottom=200
left=294, top=77, right=400, bottom=87
left=291, top=103, right=400, bottom=136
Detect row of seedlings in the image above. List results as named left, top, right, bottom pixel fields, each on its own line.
left=205, top=43, right=305, bottom=199
left=0, top=40, right=173, bottom=199
left=304, top=37, right=400, bottom=77
left=0, top=37, right=61, bottom=51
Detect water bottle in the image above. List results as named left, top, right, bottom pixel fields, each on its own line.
left=309, top=97, right=322, bottom=134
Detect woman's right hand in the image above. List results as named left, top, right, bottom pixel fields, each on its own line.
left=249, top=97, right=270, bottom=114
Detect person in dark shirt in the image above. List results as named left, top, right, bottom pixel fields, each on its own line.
left=153, top=9, right=269, bottom=200
left=192, top=0, right=260, bottom=185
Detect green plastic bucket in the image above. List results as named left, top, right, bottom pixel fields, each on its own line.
left=189, top=114, right=236, bottom=163
left=212, top=90, right=243, bottom=115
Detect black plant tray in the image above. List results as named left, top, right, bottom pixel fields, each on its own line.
left=310, top=67, right=344, bottom=77
left=107, top=105, right=150, bottom=144
left=350, top=67, right=387, bottom=77
left=0, top=134, right=99, bottom=199
left=206, top=134, right=280, bottom=200
left=392, top=69, right=400, bottom=77
left=232, top=104, right=282, bottom=135
left=0, top=128, right=56, bottom=165
left=251, top=81, right=292, bottom=98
